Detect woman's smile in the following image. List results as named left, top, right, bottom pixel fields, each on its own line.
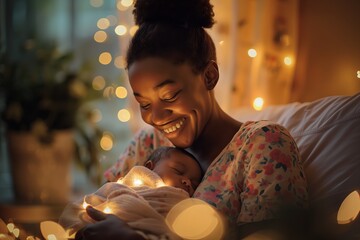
left=162, top=117, right=185, bottom=134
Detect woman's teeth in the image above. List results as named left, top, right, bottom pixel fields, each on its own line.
left=164, top=118, right=184, bottom=134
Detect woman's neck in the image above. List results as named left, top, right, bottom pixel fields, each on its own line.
left=187, top=102, right=242, bottom=170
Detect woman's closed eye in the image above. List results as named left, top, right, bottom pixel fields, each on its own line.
left=162, top=90, right=181, bottom=102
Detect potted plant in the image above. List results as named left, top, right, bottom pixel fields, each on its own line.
left=0, top=39, right=97, bottom=204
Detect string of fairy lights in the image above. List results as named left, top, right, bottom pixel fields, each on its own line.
left=88, top=0, right=137, bottom=152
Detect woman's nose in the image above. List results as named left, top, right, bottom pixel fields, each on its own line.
left=151, top=103, right=172, bottom=125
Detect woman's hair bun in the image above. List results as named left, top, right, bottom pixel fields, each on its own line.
left=133, top=0, right=215, bottom=28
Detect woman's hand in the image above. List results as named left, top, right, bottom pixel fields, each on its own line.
left=75, top=206, right=145, bottom=240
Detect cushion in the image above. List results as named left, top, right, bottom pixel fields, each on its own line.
left=231, top=93, right=360, bottom=207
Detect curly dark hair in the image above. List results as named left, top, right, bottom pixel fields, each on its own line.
left=126, top=0, right=217, bottom=73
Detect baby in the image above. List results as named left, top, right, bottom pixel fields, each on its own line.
left=59, top=146, right=203, bottom=239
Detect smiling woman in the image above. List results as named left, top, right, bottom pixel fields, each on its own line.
left=71, top=0, right=309, bottom=239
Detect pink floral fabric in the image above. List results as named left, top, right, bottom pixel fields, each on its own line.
left=104, top=121, right=308, bottom=224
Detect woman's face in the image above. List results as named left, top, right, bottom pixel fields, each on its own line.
left=128, top=57, right=213, bottom=148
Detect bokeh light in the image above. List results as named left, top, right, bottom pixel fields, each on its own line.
left=115, top=86, right=128, bottom=99
left=120, top=0, right=134, bottom=7
left=117, top=109, right=131, bottom=122
left=94, top=30, right=107, bottom=43
left=103, top=86, right=115, bottom=98
left=90, top=0, right=103, bottom=8
left=248, top=48, right=257, bottom=58
left=253, top=97, right=264, bottom=111
left=100, top=133, right=114, bottom=151
left=92, top=75, right=106, bottom=90
left=284, top=56, right=292, bottom=66
left=337, top=190, right=360, bottom=224
left=129, top=25, right=139, bottom=36
left=166, top=198, right=224, bottom=240
left=99, top=52, right=112, bottom=65
left=97, top=18, right=110, bottom=30
left=115, top=25, right=127, bottom=36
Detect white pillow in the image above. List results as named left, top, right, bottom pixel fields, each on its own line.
left=232, top=93, right=360, bottom=207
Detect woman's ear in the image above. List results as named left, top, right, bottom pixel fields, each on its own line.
left=144, top=160, right=154, bottom=170
left=204, top=60, right=219, bottom=90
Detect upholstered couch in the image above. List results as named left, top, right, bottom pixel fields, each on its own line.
left=232, top=93, right=360, bottom=239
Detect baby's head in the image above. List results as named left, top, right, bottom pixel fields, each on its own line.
left=145, top=147, right=202, bottom=196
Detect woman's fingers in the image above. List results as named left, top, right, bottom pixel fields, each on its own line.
left=86, top=206, right=106, bottom=221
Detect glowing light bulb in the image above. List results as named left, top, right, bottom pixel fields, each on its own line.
left=253, top=97, right=264, bottom=111
left=337, top=190, right=360, bottom=224
left=99, top=52, right=112, bottom=65
left=103, top=206, right=112, bottom=214
left=94, top=30, right=107, bottom=43
left=357, top=70, right=360, bottom=79
left=92, top=75, right=106, bottom=90
left=120, top=0, right=133, bottom=7
left=115, top=25, right=127, bottom=36
left=100, top=133, right=114, bottom=151
left=97, top=18, right=110, bottom=30
left=284, top=56, right=292, bottom=66
left=118, top=109, right=131, bottom=122
left=129, top=25, right=139, bottom=36
left=82, top=199, right=89, bottom=209
left=115, top=86, right=128, bottom=99
left=133, top=179, right=143, bottom=187
left=248, top=49, right=257, bottom=58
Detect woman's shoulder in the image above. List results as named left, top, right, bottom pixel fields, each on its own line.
left=237, top=120, right=290, bottom=139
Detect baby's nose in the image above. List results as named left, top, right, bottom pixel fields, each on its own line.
left=181, top=179, right=191, bottom=187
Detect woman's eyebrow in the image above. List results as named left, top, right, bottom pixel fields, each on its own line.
left=154, top=79, right=176, bottom=89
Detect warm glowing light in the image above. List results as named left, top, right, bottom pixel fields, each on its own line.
left=40, top=221, right=68, bottom=240
left=92, top=75, right=106, bottom=90
left=115, top=86, right=128, bottom=98
left=133, top=179, right=144, bottom=187
left=121, top=0, right=134, bottom=7
left=82, top=200, right=90, bottom=209
left=337, top=190, right=360, bottom=224
left=97, top=18, right=110, bottom=30
left=357, top=70, right=360, bottom=79
left=248, top=48, right=257, bottom=58
left=115, top=25, right=127, bottom=36
left=94, top=30, right=107, bottom=43
left=99, top=52, right=112, bottom=65
left=284, top=56, right=292, bottom=66
left=118, top=109, right=131, bottom=122
left=7, top=223, right=20, bottom=238
left=219, top=40, right=224, bottom=46
left=116, top=2, right=128, bottom=11
left=100, top=133, right=114, bottom=151
left=166, top=199, right=224, bottom=240
left=117, top=178, right=123, bottom=184
left=114, top=56, right=126, bottom=69
left=129, top=25, right=139, bottom=36
left=253, top=97, right=264, bottom=111
left=103, top=206, right=112, bottom=214
left=90, top=0, right=103, bottom=7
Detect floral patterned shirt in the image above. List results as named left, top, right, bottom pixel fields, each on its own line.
left=104, top=121, right=308, bottom=224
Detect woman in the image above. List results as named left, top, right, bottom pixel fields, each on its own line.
left=75, top=0, right=308, bottom=239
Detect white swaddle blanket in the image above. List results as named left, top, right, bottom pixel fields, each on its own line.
left=59, top=166, right=189, bottom=239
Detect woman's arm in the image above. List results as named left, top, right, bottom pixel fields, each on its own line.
left=75, top=206, right=145, bottom=240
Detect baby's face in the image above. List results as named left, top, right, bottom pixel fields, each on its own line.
left=152, top=150, right=202, bottom=196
